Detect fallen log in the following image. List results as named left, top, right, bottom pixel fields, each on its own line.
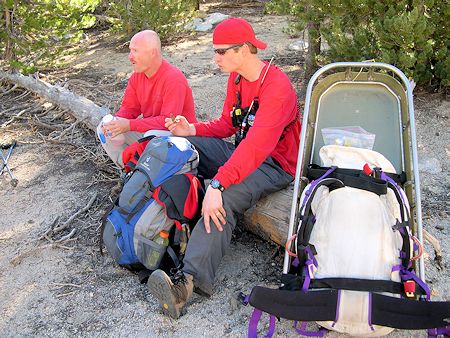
left=243, top=185, right=293, bottom=246
left=1, top=71, right=292, bottom=246
left=0, top=70, right=109, bottom=131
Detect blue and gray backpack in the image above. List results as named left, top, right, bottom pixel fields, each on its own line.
left=100, top=136, right=203, bottom=280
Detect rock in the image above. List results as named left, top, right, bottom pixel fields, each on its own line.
left=204, top=12, right=229, bottom=26
left=418, top=157, right=442, bottom=174
left=195, top=22, right=213, bottom=32
left=184, top=13, right=229, bottom=32
left=435, top=224, right=445, bottom=230
left=288, top=40, right=308, bottom=51
left=184, top=18, right=203, bottom=31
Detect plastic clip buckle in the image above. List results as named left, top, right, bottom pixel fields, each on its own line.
left=307, top=263, right=316, bottom=278
left=403, top=280, right=416, bottom=297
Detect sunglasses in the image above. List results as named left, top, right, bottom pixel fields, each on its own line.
left=214, top=43, right=244, bottom=55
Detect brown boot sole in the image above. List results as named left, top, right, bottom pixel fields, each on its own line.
left=147, top=270, right=182, bottom=319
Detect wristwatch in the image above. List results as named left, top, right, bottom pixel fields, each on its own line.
left=210, top=179, right=225, bottom=192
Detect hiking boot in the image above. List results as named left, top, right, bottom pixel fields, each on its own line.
left=147, top=269, right=193, bottom=319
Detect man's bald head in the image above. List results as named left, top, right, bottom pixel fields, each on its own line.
left=131, top=30, right=161, bottom=53
left=128, top=30, right=163, bottom=77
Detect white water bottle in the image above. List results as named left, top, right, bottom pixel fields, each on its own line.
left=98, top=114, right=125, bottom=146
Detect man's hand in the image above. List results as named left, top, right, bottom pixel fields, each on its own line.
left=164, top=115, right=196, bottom=136
left=102, top=117, right=130, bottom=137
left=202, top=186, right=226, bottom=233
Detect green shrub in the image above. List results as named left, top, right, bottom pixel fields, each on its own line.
left=106, top=0, right=197, bottom=40
left=266, top=0, right=449, bottom=88
left=0, top=0, right=100, bottom=73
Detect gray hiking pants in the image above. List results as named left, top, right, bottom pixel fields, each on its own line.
left=96, top=121, right=171, bottom=168
left=96, top=122, right=143, bottom=168
left=182, top=137, right=293, bottom=296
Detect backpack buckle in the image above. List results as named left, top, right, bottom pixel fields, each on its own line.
left=403, top=280, right=416, bottom=297
left=307, top=262, right=317, bottom=278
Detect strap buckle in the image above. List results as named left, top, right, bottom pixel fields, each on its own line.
left=403, top=280, right=416, bottom=297
left=307, top=262, right=317, bottom=279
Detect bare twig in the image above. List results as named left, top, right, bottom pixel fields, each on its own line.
left=50, top=117, right=86, bottom=140
left=54, top=228, right=77, bottom=242
left=10, top=244, right=51, bottom=267
left=423, top=229, right=443, bottom=268
left=51, top=282, right=82, bottom=289
left=0, top=84, right=18, bottom=97
left=40, top=216, right=60, bottom=240
left=52, top=193, right=98, bottom=234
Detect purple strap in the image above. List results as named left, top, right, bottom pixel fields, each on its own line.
left=333, top=290, right=341, bottom=325
left=248, top=308, right=276, bottom=338
left=428, top=326, right=450, bottom=337
left=301, top=166, right=337, bottom=209
left=368, top=293, right=375, bottom=331
left=293, top=321, right=328, bottom=337
left=381, top=172, right=408, bottom=211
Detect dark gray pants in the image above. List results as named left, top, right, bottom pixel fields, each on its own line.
left=182, top=137, right=293, bottom=295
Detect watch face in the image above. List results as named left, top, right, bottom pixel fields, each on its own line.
left=211, top=179, right=220, bottom=189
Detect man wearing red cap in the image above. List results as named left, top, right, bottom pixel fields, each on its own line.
left=148, top=17, right=301, bottom=319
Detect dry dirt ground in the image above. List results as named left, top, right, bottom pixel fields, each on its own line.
left=0, top=4, right=448, bottom=338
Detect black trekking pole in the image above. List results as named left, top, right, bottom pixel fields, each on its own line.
left=1, top=140, right=18, bottom=187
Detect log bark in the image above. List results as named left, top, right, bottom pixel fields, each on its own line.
left=242, top=185, right=293, bottom=246
left=1, top=71, right=291, bottom=246
left=0, top=71, right=109, bottom=131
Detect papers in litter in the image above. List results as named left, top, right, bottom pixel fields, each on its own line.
left=185, top=13, right=229, bottom=32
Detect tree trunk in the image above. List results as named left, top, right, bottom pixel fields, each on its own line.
left=0, top=70, right=292, bottom=247
left=300, top=21, right=321, bottom=98
left=3, top=3, right=16, bottom=62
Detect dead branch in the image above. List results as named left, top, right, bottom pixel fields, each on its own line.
left=10, top=244, right=51, bottom=267
left=50, top=117, right=86, bottom=140
left=54, top=229, right=77, bottom=243
left=0, top=70, right=109, bottom=131
left=423, top=229, right=443, bottom=268
left=52, top=193, right=98, bottom=234
left=0, top=83, right=18, bottom=97
left=1, top=104, right=40, bottom=127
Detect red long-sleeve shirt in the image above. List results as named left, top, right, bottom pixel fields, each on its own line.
left=194, top=63, right=301, bottom=188
left=116, top=60, right=197, bottom=132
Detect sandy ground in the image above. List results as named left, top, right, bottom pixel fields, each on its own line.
left=0, top=4, right=448, bottom=338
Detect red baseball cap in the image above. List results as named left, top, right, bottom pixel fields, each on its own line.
left=213, top=17, right=267, bottom=50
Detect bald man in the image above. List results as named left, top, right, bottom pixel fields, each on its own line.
left=98, top=30, right=197, bottom=167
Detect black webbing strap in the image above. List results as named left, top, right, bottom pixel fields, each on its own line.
left=138, top=135, right=157, bottom=143
left=249, top=285, right=450, bottom=329
left=308, top=164, right=407, bottom=185
left=310, top=278, right=428, bottom=296
left=307, top=165, right=388, bottom=196
left=123, top=190, right=153, bottom=224
left=386, top=180, right=412, bottom=269
left=99, top=201, right=116, bottom=256
left=372, top=293, right=450, bottom=329
left=249, top=286, right=338, bottom=321
left=280, top=274, right=428, bottom=297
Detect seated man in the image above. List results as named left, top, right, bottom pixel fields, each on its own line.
left=97, top=30, right=197, bottom=167
left=147, top=17, right=301, bottom=319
